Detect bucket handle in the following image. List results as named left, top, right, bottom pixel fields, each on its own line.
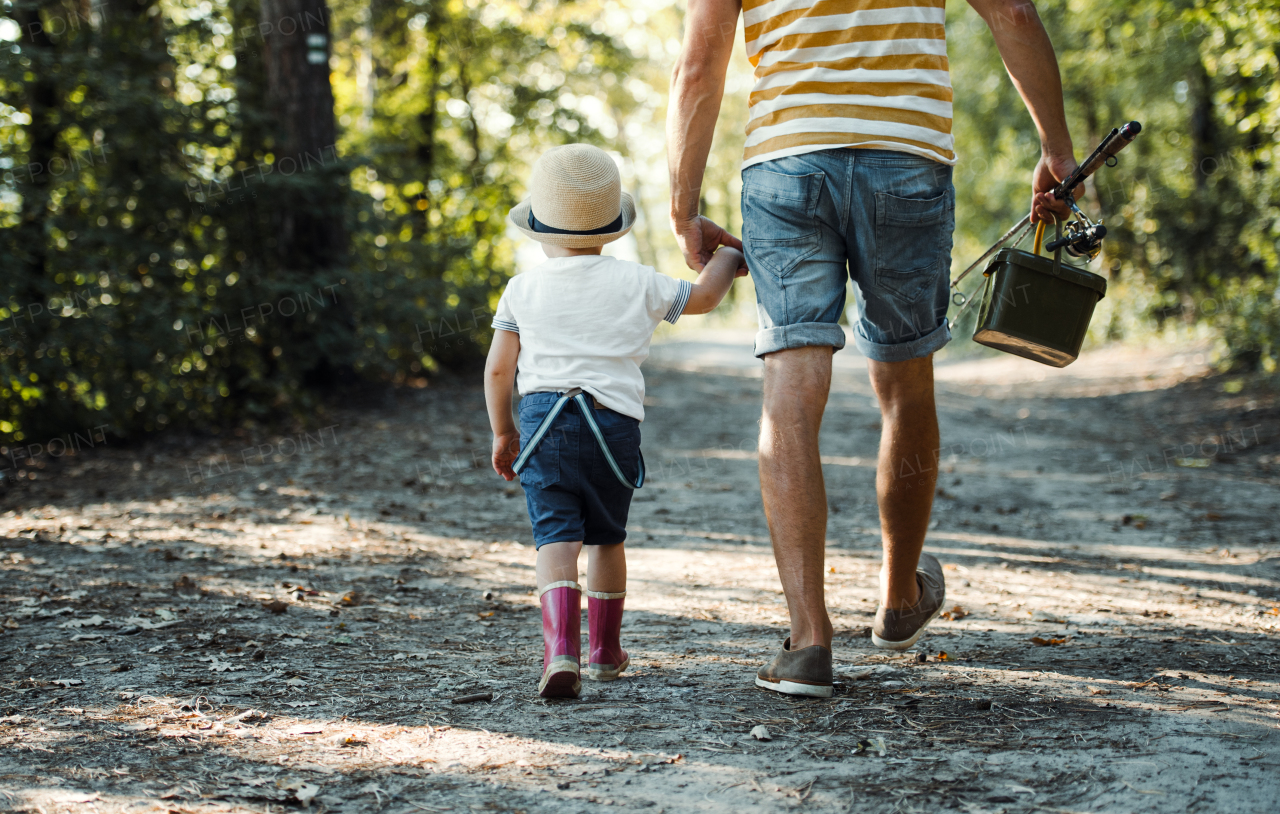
left=1032, top=218, right=1066, bottom=277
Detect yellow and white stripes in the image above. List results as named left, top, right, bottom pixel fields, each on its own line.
left=741, top=0, right=955, bottom=168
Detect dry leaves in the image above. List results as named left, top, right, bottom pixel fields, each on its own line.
left=278, top=779, right=320, bottom=806
left=940, top=605, right=968, bottom=621
left=1030, top=636, right=1069, bottom=646
left=58, top=614, right=107, bottom=629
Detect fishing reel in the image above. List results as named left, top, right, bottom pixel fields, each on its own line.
left=1040, top=121, right=1140, bottom=260
left=1044, top=199, right=1107, bottom=259
left=949, top=121, right=1142, bottom=309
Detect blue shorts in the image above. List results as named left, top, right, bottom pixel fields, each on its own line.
left=517, top=393, right=641, bottom=549
left=741, top=148, right=955, bottom=361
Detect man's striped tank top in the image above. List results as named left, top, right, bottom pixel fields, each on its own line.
left=742, top=0, right=955, bottom=169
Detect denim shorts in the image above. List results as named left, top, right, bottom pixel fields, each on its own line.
left=517, top=392, right=641, bottom=549
left=741, top=148, right=955, bottom=361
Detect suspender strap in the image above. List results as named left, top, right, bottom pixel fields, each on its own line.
left=511, top=391, right=573, bottom=477
left=511, top=389, right=645, bottom=490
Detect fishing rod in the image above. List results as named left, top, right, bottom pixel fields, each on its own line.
left=951, top=121, right=1143, bottom=300
left=1043, top=121, right=1142, bottom=255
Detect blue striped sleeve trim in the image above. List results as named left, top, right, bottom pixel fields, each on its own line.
left=663, top=279, right=693, bottom=324
left=491, top=319, right=519, bottom=334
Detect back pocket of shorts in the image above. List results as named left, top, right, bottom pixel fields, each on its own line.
left=589, top=425, right=641, bottom=488
left=873, top=189, right=952, bottom=271
left=743, top=170, right=824, bottom=278
left=517, top=435, right=561, bottom=489
left=872, top=189, right=953, bottom=303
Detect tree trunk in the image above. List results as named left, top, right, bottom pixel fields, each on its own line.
left=259, top=0, right=346, bottom=268
left=1189, top=60, right=1215, bottom=191
left=10, top=0, right=60, bottom=291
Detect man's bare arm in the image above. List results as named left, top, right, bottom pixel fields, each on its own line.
left=667, top=0, right=743, bottom=270
left=967, top=0, right=1077, bottom=223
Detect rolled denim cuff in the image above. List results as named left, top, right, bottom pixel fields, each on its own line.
left=853, top=318, right=951, bottom=362
left=754, top=322, right=847, bottom=358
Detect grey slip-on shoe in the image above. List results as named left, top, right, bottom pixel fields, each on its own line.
left=873, top=552, right=946, bottom=650
left=755, top=637, right=833, bottom=698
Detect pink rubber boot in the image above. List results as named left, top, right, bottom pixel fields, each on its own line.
left=538, top=581, right=582, bottom=698
left=587, top=590, right=629, bottom=681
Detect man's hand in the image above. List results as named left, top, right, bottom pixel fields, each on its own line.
left=672, top=214, right=744, bottom=271
left=1030, top=152, right=1079, bottom=224
left=492, top=431, right=520, bottom=481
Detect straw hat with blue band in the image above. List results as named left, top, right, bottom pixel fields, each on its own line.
left=508, top=144, right=636, bottom=248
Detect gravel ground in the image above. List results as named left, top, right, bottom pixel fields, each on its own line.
left=1, top=332, right=1278, bottom=814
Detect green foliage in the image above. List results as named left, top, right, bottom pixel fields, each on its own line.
left=946, top=0, right=1279, bottom=369
left=1, top=0, right=1276, bottom=451
left=0, top=0, right=639, bottom=446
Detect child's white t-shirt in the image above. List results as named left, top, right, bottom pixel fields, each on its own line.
left=491, top=255, right=693, bottom=422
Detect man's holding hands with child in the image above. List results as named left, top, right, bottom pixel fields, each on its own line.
left=487, top=0, right=1075, bottom=698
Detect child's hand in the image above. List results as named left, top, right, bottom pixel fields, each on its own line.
left=492, top=431, right=520, bottom=481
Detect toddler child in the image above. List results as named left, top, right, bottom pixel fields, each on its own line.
left=484, top=144, right=742, bottom=698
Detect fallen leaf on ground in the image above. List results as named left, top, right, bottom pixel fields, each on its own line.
left=122, top=616, right=178, bottom=630
left=854, top=737, right=887, bottom=757
left=359, top=783, right=387, bottom=804
left=839, top=666, right=875, bottom=680
left=1030, top=636, right=1069, bottom=646
left=279, top=780, right=320, bottom=806
left=1089, top=687, right=1112, bottom=696
left=51, top=678, right=84, bottom=687
left=59, top=614, right=107, bottom=629
left=940, top=605, right=968, bottom=621
left=262, top=600, right=288, bottom=614
left=750, top=725, right=772, bottom=741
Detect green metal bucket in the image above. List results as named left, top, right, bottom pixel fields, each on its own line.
left=972, top=247, right=1107, bottom=368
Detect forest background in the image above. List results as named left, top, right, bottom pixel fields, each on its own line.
left=1, top=0, right=1277, bottom=449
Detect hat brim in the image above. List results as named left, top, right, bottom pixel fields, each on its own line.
left=508, top=193, right=636, bottom=248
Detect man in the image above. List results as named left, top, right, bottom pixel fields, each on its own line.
left=666, top=0, right=1077, bottom=696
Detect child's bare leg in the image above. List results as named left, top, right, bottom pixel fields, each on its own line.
left=586, top=542, right=626, bottom=592
left=536, top=541, right=583, bottom=591
left=585, top=542, right=628, bottom=680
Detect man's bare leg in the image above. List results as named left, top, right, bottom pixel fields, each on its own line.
left=868, top=355, right=940, bottom=610
left=759, top=346, right=835, bottom=649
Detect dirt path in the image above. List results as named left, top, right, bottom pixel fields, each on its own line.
left=2, top=331, right=1278, bottom=814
